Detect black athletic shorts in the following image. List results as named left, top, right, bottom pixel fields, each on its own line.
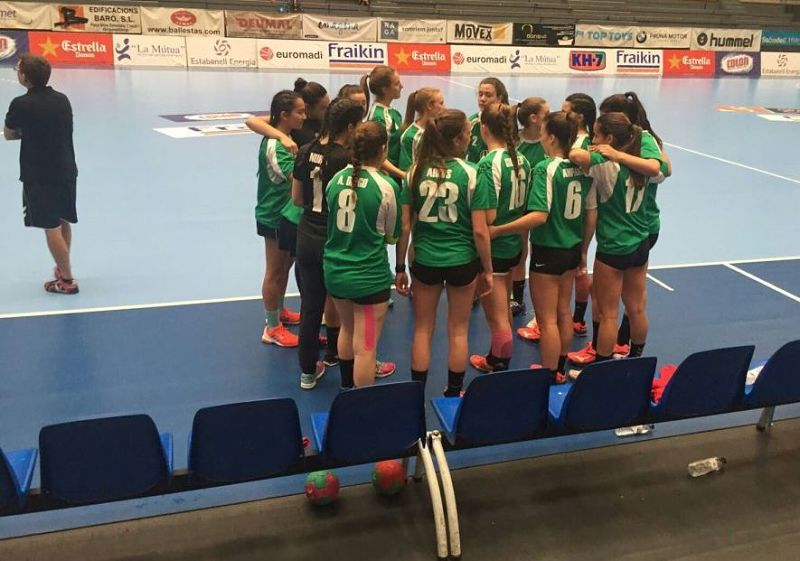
left=529, top=244, right=581, bottom=276
left=648, top=233, right=659, bottom=250
left=278, top=218, right=298, bottom=257
left=596, top=239, right=650, bottom=271
left=23, top=178, right=77, bottom=229
left=257, top=222, right=279, bottom=239
left=330, top=288, right=391, bottom=305
left=411, top=259, right=480, bottom=287
left=492, top=252, right=522, bottom=275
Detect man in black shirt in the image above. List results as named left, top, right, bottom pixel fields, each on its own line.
left=4, top=54, right=79, bottom=294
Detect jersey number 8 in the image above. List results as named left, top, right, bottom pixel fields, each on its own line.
left=419, top=180, right=458, bottom=223
left=336, top=190, right=357, bottom=233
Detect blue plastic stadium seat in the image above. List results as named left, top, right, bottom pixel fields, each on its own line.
left=431, top=369, right=552, bottom=447
left=39, top=414, right=171, bottom=505
left=311, top=382, right=426, bottom=465
left=0, top=447, right=37, bottom=514
left=650, top=346, right=754, bottom=420
left=549, top=357, right=657, bottom=432
left=744, top=340, right=800, bottom=408
left=189, top=398, right=304, bottom=483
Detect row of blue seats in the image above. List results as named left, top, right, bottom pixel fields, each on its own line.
left=2, top=341, right=798, bottom=518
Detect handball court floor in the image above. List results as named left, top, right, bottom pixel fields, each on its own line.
left=1, top=68, right=800, bottom=550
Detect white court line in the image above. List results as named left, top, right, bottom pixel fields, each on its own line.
left=648, top=255, right=800, bottom=271
left=664, top=143, right=800, bottom=186
left=723, top=263, right=800, bottom=304
left=646, top=273, right=674, bottom=292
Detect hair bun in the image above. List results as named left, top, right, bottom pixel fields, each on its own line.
left=294, top=77, right=308, bottom=92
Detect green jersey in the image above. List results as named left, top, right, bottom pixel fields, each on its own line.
left=256, top=138, right=295, bottom=228
left=280, top=199, right=303, bottom=225
left=572, top=133, right=591, bottom=150
left=399, top=122, right=423, bottom=171
left=467, top=112, right=486, bottom=163
left=368, top=103, right=402, bottom=167
left=518, top=138, right=546, bottom=168
left=528, top=157, right=594, bottom=249
left=585, top=152, right=665, bottom=255
left=324, top=165, right=402, bottom=299
left=404, top=158, right=494, bottom=267
left=640, top=130, right=669, bottom=235
left=478, top=149, right=532, bottom=259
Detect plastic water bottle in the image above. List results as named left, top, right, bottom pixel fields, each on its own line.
left=687, top=457, right=726, bottom=477
left=614, top=424, right=654, bottom=437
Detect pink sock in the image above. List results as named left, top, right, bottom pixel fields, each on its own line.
left=490, top=330, right=513, bottom=359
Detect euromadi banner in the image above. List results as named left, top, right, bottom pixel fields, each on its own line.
left=575, top=24, right=633, bottom=47
left=388, top=42, right=450, bottom=72
left=761, top=52, right=800, bottom=77
left=446, top=20, right=512, bottom=45
left=302, top=14, right=377, bottom=42
left=0, top=1, right=52, bottom=30
left=715, top=51, right=760, bottom=77
left=141, top=7, right=224, bottom=37
left=512, top=23, right=574, bottom=46
left=379, top=18, right=446, bottom=43
left=451, top=45, right=572, bottom=74
left=51, top=4, right=141, bottom=34
left=327, top=41, right=386, bottom=69
left=761, top=29, right=800, bottom=53
left=112, top=34, right=186, bottom=67
left=225, top=12, right=302, bottom=39
left=691, top=28, right=761, bottom=52
left=186, top=36, right=256, bottom=68
left=632, top=26, right=691, bottom=49
left=662, top=49, right=715, bottom=77
left=0, top=29, right=27, bottom=64
left=28, top=30, right=113, bottom=65
left=256, top=39, right=328, bottom=70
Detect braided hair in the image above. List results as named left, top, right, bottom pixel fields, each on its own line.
left=481, top=102, right=521, bottom=180
left=348, top=121, right=388, bottom=205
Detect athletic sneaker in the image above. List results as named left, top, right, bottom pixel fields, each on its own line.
left=509, top=300, right=526, bottom=317
left=44, top=278, right=79, bottom=294
left=323, top=355, right=339, bottom=367
left=262, top=324, right=299, bottom=347
left=567, top=368, right=582, bottom=381
left=613, top=344, right=630, bottom=358
left=573, top=321, right=588, bottom=336
left=443, top=387, right=465, bottom=398
left=568, top=343, right=596, bottom=365
left=375, top=361, right=396, bottom=378
left=517, top=319, right=541, bottom=342
left=529, top=363, right=567, bottom=384
left=469, top=354, right=494, bottom=373
left=280, top=308, right=301, bottom=326
left=300, top=361, right=326, bottom=390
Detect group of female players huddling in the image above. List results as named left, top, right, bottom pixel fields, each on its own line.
left=248, top=64, right=671, bottom=395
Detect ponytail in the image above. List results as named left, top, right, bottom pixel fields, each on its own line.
left=565, top=93, right=597, bottom=139
left=624, top=91, right=662, bottom=148
left=601, top=92, right=663, bottom=149
left=543, top=111, right=579, bottom=157
left=348, top=121, right=388, bottom=206
left=596, top=112, right=646, bottom=189
left=410, top=109, right=468, bottom=203
left=403, top=90, right=418, bottom=132
left=361, top=65, right=396, bottom=111
left=516, top=97, right=548, bottom=128
left=359, top=74, right=371, bottom=110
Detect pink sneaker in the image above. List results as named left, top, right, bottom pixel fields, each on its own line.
left=573, top=321, right=587, bottom=336
left=469, top=354, right=494, bottom=373
left=613, top=344, right=630, bottom=358
left=375, top=361, right=396, bottom=378
left=262, top=324, right=299, bottom=347
left=280, top=308, right=301, bottom=326
left=517, top=319, right=541, bottom=342
left=568, top=343, right=596, bottom=365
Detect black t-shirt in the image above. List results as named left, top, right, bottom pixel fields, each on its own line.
left=293, top=139, right=351, bottom=226
left=5, top=86, right=78, bottom=184
left=291, top=118, right=321, bottom=148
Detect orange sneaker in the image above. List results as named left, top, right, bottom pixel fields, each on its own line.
left=529, top=363, right=566, bottom=384
left=262, top=324, right=299, bottom=347
left=613, top=343, right=630, bottom=358
left=280, top=308, right=301, bottom=325
left=568, top=343, right=596, bottom=365
left=517, top=319, right=541, bottom=342
left=469, top=354, right=494, bottom=373
left=573, top=321, right=587, bottom=336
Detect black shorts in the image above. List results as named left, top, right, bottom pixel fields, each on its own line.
left=529, top=244, right=581, bottom=276
left=596, top=239, right=650, bottom=271
left=648, top=233, right=659, bottom=250
left=278, top=218, right=298, bottom=257
left=23, top=178, right=77, bottom=229
left=330, top=288, right=391, bottom=305
left=492, top=252, right=522, bottom=275
left=257, top=222, right=279, bottom=239
left=411, top=259, right=480, bottom=287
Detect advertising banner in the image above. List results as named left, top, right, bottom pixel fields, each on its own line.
left=691, top=28, right=761, bottom=52
left=51, top=4, right=141, bottom=34
left=512, top=23, right=574, bottom=46
left=112, top=34, right=186, bottom=67
left=662, top=49, right=715, bottom=76
left=614, top=49, right=662, bottom=74
left=256, top=38, right=328, bottom=70
left=575, top=24, right=634, bottom=47
left=302, top=14, right=377, bottom=41
left=715, top=51, right=760, bottom=77
left=141, top=7, right=224, bottom=37
left=0, top=29, right=27, bottom=65
left=186, top=36, right=257, bottom=68
left=451, top=45, right=570, bottom=74
left=28, top=30, right=113, bottom=65
left=388, top=42, right=450, bottom=72
left=327, top=41, right=386, bottom=70
left=0, top=1, right=52, bottom=30
left=761, top=29, right=800, bottom=52
left=379, top=18, right=446, bottom=43
left=568, top=49, right=616, bottom=73
left=447, top=20, right=513, bottom=45
left=761, top=52, right=800, bottom=77
left=225, top=12, right=302, bottom=39
left=632, top=26, right=691, bottom=49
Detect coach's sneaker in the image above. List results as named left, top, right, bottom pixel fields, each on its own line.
left=517, top=319, right=541, bottom=342
left=280, top=308, right=301, bottom=326
left=568, top=343, right=596, bottom=365
left=613, top=344, right=630, bottom=358
left=300, top=361, right=326, bottom=390
left=469, top=354, right=494, bottom=373
left=44, top=278, right=79, bottom=295
left=262, top=324, right=299, bottom=348
left=375, top=361, right=396, bottom=379
left=573, top=321, right=588, bottom=337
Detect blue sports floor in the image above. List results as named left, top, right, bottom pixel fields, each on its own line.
left=1, top=68, right=800, bottom=538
